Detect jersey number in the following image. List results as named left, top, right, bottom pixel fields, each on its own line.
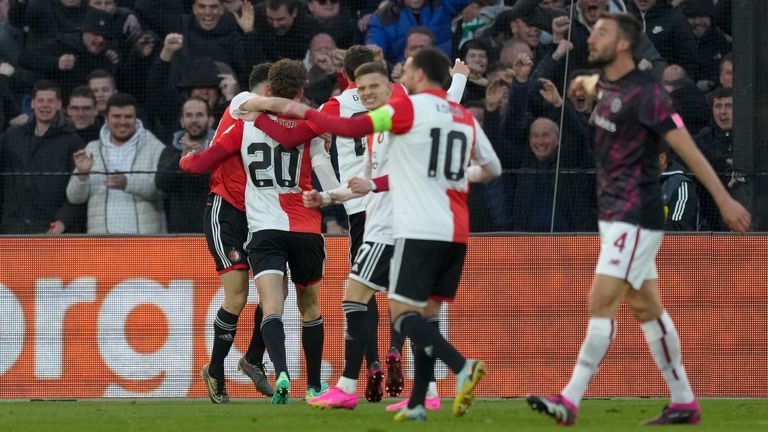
left=613, top=232, right=627, bottom=253
left=351, top=112, right=368, bottom=157
left=247, top=142, right=300, bottom=188
left=428, top=128, right=467, bottom=181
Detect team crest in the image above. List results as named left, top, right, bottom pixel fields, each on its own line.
left=610, top=98, right=622, bottom=114
left=228, top=249, right=242, bottom=263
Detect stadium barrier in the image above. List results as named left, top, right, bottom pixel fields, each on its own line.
left=0, top=235, right=765, bottom=399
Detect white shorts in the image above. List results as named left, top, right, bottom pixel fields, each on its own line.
left=595, top=221, right=663, bottom=290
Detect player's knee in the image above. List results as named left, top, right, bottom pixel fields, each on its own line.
left=222, top=295, right=247, bottom=315
left=629, top=301, right=662, bottom=323
left=301, top=303, right=320, bottom=321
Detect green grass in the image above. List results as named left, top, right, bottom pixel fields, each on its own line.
left=0, top=399, right=766, bottom=431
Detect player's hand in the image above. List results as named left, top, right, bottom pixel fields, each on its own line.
left=105, top=172, right=127, bottom=190
left=538, top=78, right=563, bottom=108
left=348, top=177, right=372, bottom=194
left=718, top=197, right=751, bottom=233
left=450, top=58, right=470, bottom=77
left=303, top=189, right=322, bottom=208
left=73, top=149, right=94, bottom=174
left=233, top=0, right=255, bottom=33
left=568, top=74, right=599, bottom=99
left=58, top=54, right=76, bottom=71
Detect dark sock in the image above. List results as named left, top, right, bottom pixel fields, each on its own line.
left=261, top=314, right=288, bottom=378
left=210, top=307, right=239, bottom=379
left=426, top=316, right=440, bottom=382
left=341, top=301, right=368, bottom=380
left=365, top=295, right=380, bottom=368
left=390, top=311, right=406, bottom=354
left=408, top=345, right=433, bottom=409
left=302, top=316, right=324, bottom=391
left=394, top=312, right=465, bottom=374
left=245, top=304, right=266, bottom=365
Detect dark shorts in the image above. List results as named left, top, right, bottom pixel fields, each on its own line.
left=349, top=241, right=393, bottom=292
left=388, top=239, right=467, bottom=307
left=245, top=229, right=325, bottom=289
left=348, top=211, right=366, bottom=266
left=204, top=194, right=249, bottom=273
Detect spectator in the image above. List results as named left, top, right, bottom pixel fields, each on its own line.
left=659, top=142, right=699, bottom=231
left=87, top=69, right=118, bottom=117
left=694, top=87, right=733, bottom=231
left=0, top=61, right=21, bottom=133
left=718, top=52, right=733, bottom=89
left=0, top=80, right=85, bottom=233
left=9, top=0, right=88, bottom=48
left=459, top=38, right=489, bottom=103
left=451, top=0, right=505, bottom=51
left=498, top=37, right=533, bottom=66
left=683, top=0, right=731, bottom=92
left=89, top=0, right=144, bottom=44
left=306, top=0, right=361, bottom=49
left=66, top=93, right=166, bottom=233
left=390, top=26, right=435, bottom=81
left=629, top=0, right=699, bottom=78
left=66, top=84, right=102, bottom=142
left=303, top=32, right=339, bottom=105
left=661, top=64, right=709, bottom=135
left=19, top=8, right=119, bottom=97
left=366, top=0, right=473, bottom=64
left=255, top=0, right=319, bottom=61
left=155, top=96, right=213, bottom=233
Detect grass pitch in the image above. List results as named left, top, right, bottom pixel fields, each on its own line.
left=1, top=399, right=766, bottom=431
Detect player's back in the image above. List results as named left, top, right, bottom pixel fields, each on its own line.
left=388, top=91, right=476, bottom=244
left=240, top=116, right=322, bottom=234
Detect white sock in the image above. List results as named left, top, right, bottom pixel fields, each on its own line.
left=641, top=310, right=695, bottom=404
left=426, top=381, right=438, bottom=398
left=336, top=376, right=357, bottom=394
left=561, top=318, right=615, bottom=407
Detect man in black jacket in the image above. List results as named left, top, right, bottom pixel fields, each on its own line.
left=682, top=0, right=731, bottom=91
left=255, top=0, right=319, bottom=61
left=0, top=80, right=85, bottom=233
left=659, top=143, right=699, bottom=231
left=695, top=87, right=732, bottom=230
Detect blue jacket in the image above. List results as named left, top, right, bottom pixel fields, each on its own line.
left=366, top=0, right=471, bottom=64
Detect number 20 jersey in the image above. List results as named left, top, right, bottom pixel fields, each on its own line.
left=218, top=116, right=326, bottom=234
left=383, top=90, right=497, bottom=244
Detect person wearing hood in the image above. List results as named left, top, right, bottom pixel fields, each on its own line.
left=155, top=96, right=213, bottom=233
left=682, top=0, right=731, bottom=92
left=66, top=92, right=167, bottom=233
left=0, top=80, right=85, bottom=233
left=629, top=0, right=699, bottom=80
left=659, top=142, right=699, bottom=231
left=9, top=0, right=88, bottom=48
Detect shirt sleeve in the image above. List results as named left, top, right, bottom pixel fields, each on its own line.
left=229, top=91, right=257, bottom=119
left=305, top=98, right=340, bottom=135
left=369, top=95, right=414, bottom=134
left=179, top=121, right=242, bottom=173
left=638, top=83, right=684, bottom=136
left=254, top=115, right=319, bottom=148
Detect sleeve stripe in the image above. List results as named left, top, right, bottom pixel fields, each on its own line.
left=369, top=107, right=393, bottom=132
left=671, top=182, right=688, bottom=221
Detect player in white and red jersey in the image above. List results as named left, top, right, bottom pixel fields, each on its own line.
left=179, top=63, right=274, bottom=404
left=268, top=48, right=501, bottom=421
left=183, top=60, right=342, bottom=404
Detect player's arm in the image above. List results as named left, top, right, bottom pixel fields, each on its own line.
left=179, top=121, right=242, bottom=174
left=253, top=115, right=322, bottom=149
left=466, top=118, right=502, bottom=184
left=446, top=59, right=469, bottom=103
left=664, top=128, right=750, bottom=232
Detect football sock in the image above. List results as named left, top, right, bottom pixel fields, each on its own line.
left=261, top=314, right=288, bottom=378
left=426, top=316, right=440, bottom=382
left=390, top=317, right=406, bottom=354
left=561, top=318, right=615, bottom=406
left=393, top=312, right=465, bottom=374
left=303, top=316, right=325, bottom=391
left=365, top=295, right=380, bottom=368
left=341, top=301, right=368, bottom=381
left=245, top=304, right=266, bottom=365
left=210, top=307, right=238, bottom=380
left=641, top=310, right=695, bottom=404
left=408, top=344, right=433, bottom=409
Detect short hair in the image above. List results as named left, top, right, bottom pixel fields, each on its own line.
left=86, top=69, right=115, bottom=84
left=598, top=12, right=642, bottom=49
left=182, top=95, right=212, bottom=117
left=354, top=62, right=389, bottom=81
left=267, top=0, right=297, bottom=13
left=410, top=48, right=450, bottom=87
left=68, top=85, right=96, bottom=104
left=268, top=59, right=307, bottom=99
left=567, top=68, right=600, bottom=85
left=343, top=45, right=376, bottom=81
left=720, top=52, right=733, bottom=70
left=32, top=80, right=62, bottom=100
left=106, top=93, right=137, bottom=112
left=659, top=141, right=670, bottom=155
left=459, top=39, right=488, bottom=60
left=406, top=26, right=435, bottom=46
left=710, top=86, right=733, bottom=101
left=249, top=62, right=272, bottom=92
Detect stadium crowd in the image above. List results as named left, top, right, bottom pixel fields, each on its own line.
left=0, top=0, right=738, bottom=234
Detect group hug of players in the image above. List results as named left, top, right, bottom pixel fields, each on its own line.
left=180, top=43, right=500, bottom=422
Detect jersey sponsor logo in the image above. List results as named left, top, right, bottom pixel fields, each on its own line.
left=593, top=114, right=617, bottom=133
left=609, top=259, right=621, bottom=266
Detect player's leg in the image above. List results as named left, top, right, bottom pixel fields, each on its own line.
left=348, top=212, right=381, bottom=372
left=628, top=280, right=700, bottom=425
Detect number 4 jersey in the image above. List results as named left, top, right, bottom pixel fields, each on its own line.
left=216, top=117, right=333, bottom=234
